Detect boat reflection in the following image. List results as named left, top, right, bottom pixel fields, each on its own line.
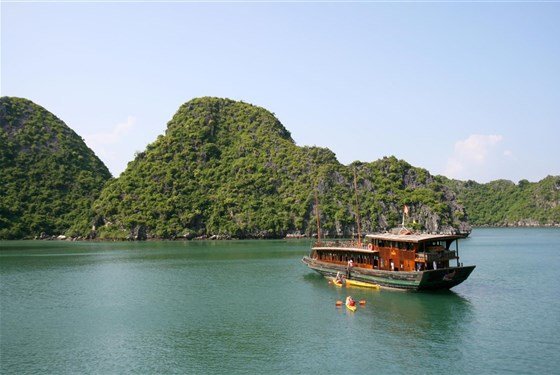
left=368, top=291, right=473, bottom=340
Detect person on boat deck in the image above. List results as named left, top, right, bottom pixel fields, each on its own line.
left=347, top=259, right=354, bottom=278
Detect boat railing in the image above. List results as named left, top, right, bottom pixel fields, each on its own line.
left=416, top=250, right=457, bottom=262
left=314, top=240, right=368, bottom=250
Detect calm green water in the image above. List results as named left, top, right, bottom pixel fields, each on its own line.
left=1, top=228, right=559, bottom=374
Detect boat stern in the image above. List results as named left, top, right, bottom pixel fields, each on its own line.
left=417, top=265, right=476, bottom=291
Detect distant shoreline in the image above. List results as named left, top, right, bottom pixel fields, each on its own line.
left=1, top=225, right=555, bottom=242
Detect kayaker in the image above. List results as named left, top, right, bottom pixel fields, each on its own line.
left=347, top=296, right=355, bottom=306
left=335, top=272, right=343, bottom=283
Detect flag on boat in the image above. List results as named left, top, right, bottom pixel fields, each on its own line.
left=403, top=205, right=409, bottom=217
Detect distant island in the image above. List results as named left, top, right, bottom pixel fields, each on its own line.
left=1, top=96, right=558, bottom=240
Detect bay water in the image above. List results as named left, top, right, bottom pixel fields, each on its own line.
left=1, top=228, right=559, bottom=374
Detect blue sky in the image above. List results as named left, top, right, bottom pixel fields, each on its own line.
left=2, top=1, right=559, bottom=183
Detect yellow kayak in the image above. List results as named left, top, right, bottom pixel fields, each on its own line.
left=345, top=279, right=380, bottom=289
left=345, top=296, right=357, bottom=312
left=330, top=273, right=344, bottom=287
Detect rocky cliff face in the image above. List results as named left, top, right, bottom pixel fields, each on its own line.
left=0, top=96, right=474, bottom=240
left=91, top=97, right=471, bottom=239
left=358, top=160, right=470, bottom=236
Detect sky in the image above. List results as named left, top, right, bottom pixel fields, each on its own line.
left=2, top=1, right=559, bottom=183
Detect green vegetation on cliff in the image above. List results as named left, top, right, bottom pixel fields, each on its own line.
left=0, top=97, right=112, bottom=239
left=441, top=176, right=560, bottom=227
left=1, top=96, right=557, bottom=240
left=91, top=97, right=469, bottom=239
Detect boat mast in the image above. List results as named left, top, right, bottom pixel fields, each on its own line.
left=456, top=238, right=461, bottom=267
left=353, top=168, right=362, bottom=246
left=315, top=188, right=321, bottom=245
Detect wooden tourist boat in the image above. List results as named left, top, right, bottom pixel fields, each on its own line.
left=302, top=231, right=476, bottom=292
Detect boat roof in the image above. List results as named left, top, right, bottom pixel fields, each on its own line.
left=313, top=246, right=378, bottom=254
left=365, top=232, right=463, bottom=243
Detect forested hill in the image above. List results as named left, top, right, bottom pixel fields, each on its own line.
left=1, top=96, right=557, bottom=240
left=0, top=97, right=112, bottom=239
left=91, top=97, right=469, bottom=240
left=441, top=177, right=560, bottom=227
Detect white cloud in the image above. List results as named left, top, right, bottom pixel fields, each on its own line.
left=456, top=134, right=503, bottom=162
left=83, top=116, right=137, bottom=177
left=86, top=115, right=136, bottom=145
left=444, top=134, right=508, bottom=181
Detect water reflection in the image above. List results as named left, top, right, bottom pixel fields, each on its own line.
left=301, top=273, right=477, bottom=373
left=372, top=291, right=473, bottom=340
left=305, top=273, right=474, bottom=355
left=305, top=274, right=473, bottom=331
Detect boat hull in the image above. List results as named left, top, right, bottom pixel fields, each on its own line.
left=302, top=256, right=475, bottom=291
